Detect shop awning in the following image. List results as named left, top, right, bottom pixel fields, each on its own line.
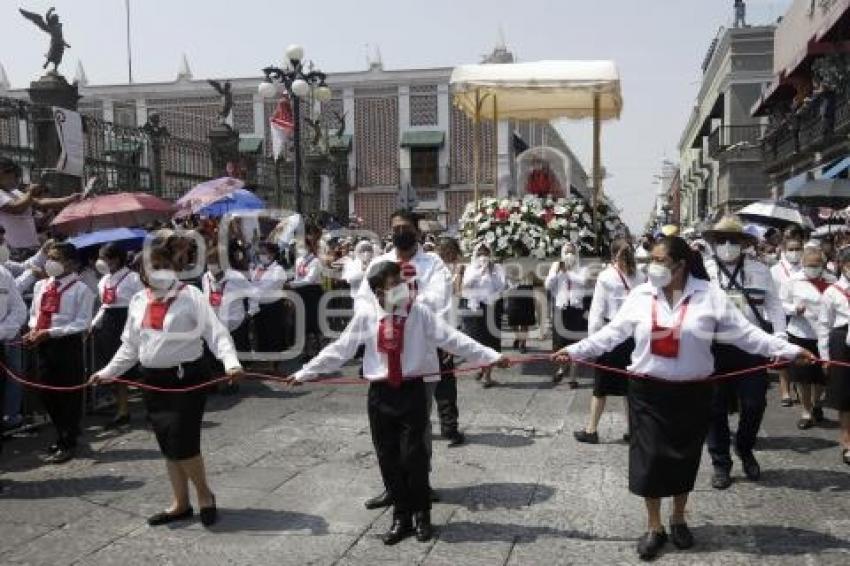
left=401, top=131, right=445, bottom=148
left=822, top=156, right=850, bottom=179
left=238, top=137, right=264, bottom=154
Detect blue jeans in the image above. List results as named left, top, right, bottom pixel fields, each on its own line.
left=2, top=341, right=25, bottom=421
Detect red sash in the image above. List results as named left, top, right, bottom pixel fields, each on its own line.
left=398, top=260, right=419, bottom=302
left=832, top=284, right=850, bottom=303
left=36, top=279, right=78, bottom=331
left=377, top=314, right=406, bottom=388
left=102, top=270, right=130, bottom=305
left=650, top=295, right=691, bottom=359
left=809, top=278, right=830, bottom=294
left=296, top=255, right=315, bottom=278
left=142, top=285, right=186, bottom=330
left=208, top=276, right=227, bottom=307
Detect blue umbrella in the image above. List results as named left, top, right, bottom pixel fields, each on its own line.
left=68, top=227, right=148, bottom=251
left=199, top=189, right=265, bottom=218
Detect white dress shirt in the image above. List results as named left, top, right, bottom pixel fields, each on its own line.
left=461, top=262, right=506, bottom=311
left=545, top=262, right=588, bottom=309
left=0, top=266, right=27, bottom=341
left=817, top=276, right=850, bottom=360
left=98, top=284, right=241, bottom=379
left=705, top=257, right=787, bottom=337
left=91, top=268, right=145, bottom=328
left=29, top=273, right=95, bottom=338
left=0, top=187, right=38, bottom=249
left=5, top=248, right=46, bottom=294
left=566, top=277, right=801, bottom=382
left=201, top=269, right=257, bottom=331
left=587, top=265, right=645, bottom=334
left=342, top=258, right=369, bottom=299
left=251, top=261, right=288, bottom=305
left=782, top=271, right=835, bottom=340
left=771, top=258, right=802, bottom=306
left=290, top=253, right=322, bottom=287
left=294, top=298, right=501, bottom=383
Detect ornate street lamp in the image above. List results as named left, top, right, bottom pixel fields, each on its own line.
left=258, top=44, right=331, bottom=213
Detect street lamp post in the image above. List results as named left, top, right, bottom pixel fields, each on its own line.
left=258, top=44, right=331, bottom=213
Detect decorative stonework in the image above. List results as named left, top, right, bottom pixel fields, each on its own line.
left=409, top=85, right=438, bottom=126
left=450, top=106, right=494, bottom=184
left=355, top=96, right=399, bottom=187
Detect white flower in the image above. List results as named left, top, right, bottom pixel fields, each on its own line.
left=485, top=232, right=496, bottom=244
left=582, top=213, right=592, bottom=224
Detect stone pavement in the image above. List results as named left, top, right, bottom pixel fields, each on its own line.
left=1, top=349, right=849, bottom=565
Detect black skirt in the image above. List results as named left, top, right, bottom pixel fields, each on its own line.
left=463, top=301, right=502, bottom=352
left=593, top=338, right=634, bottom=397
left=93, top=307, right=129, bottom=371
left=787, top=333, right=826, bottom=384
left=295, top=284, right=323, bottom=335
left=506, top=285, right=536, bottom=327
left=827, top=326, right=850, bottom=411
left=552, top=306, right=586, bottom=351
left=140, top=357, right=211, bottom=461
left=628, top=378, right=714, bottom=498
left=254, top=299, right=287, bottom=352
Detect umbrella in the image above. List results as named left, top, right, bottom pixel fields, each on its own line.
left=174, top=177, right=245, bottom=216
left=813, top=224, right=850, bottom=238
left=68, top=227, right=147, bottom=250
left=198, top=189, right=265, bottom=217
left=737, top=200, right=814, bottom=230
left=784, top=178, right=850, bottom=208
left=51, top=192, right=173, bottom=235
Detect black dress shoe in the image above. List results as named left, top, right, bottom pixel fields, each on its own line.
left=381, top=515, right=413, bottom=545
left=445, top=432, right=465, bottom=448
left=429, top=488, right=440, bottom=503
left=812, top=406, right=824, bottom=423
left=780, top=397, right=793, bottom=407
left=45, top=447, right=75, bottom=464
left=711, top=468, right=732, bottom=490
left=105, top=414, right=130, bottom=429
left=573, top=430, right=599, bottom=444
left=637, top=529, right=667, bottom=561
left=148, top=506, right=194, bottom=526
left=199, top=495, right=217, bottom=527
left=735, top=449, right=761, bottom=481
left=669, top=521, right=694, bottom=549
left=797, top=417, right=814, bottom=430
left=364, top=490, right=393, bottom=510
left=413, top=511, right=433, bottom=542
left=622, top=433, right=631, bottom=443
left=553, top=370, right=564, bottom=384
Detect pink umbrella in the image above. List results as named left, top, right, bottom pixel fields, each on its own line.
left=51, top=192, right=174, bottom=235
left=174, top=177, right=245, bottom=216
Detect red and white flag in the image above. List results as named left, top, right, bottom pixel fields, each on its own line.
left=270, top=95, right=295, bottom=160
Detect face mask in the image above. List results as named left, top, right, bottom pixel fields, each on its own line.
left=804, top=266, right=823, bottom=280
left=384, top=282, right=410, bottom=310
left=208, top=263, right=222, bottom=276
left=716, top=243, right=741, bottom=264
left=358, top=251, right=373, bottom=263
left=392, top=229, right=418, bottom=252
left=785, top=251, right=802, bottom=265
left=647, top=263, right=672, bottom=289
left=476, top=256, right=490, bottom=269
left=44, top=259, right=65, bottom=278
left=95, top=259, right=110, bottom=275
left=0, top=244, right=9, bottom=264
left=562, top=253, right=577, bottom=267
left=258, top=254, right=272, bottom=266
left=296, top=247, right=308, bottom=258
left=148, top=270, right=176, bottom=291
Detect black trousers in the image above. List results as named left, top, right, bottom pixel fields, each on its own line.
left=435, top=350, right=459, bottom=436
left=37, top=334, right=85, bottom=449
left=707, top=347, right=768, bottom=471
left=368, top=379, right=430, bottom=516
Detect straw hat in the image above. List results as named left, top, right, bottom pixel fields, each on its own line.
left=660, top=224, right=679, bottom=237
left=702, top=215, right=757, bottom=245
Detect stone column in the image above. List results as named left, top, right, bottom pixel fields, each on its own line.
left=27, top=73, right=81, bottom=195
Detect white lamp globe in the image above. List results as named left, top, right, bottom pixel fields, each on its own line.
left=258, top=81, right=277, bottom=99
left=286, top=44, right=304, bottom=62
left=291, top=78, right=310, bottom=98
left=315, top=85, right=332, bottom=102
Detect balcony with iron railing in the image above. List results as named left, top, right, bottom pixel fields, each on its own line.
left=707, top=124, right=766, bottom=160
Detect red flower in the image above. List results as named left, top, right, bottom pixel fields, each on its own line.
left=495, top=208, right=510, bottom=221
left=541, top=209, right=555, bottom=225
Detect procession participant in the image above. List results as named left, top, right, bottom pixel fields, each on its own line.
left=289, top=261, right=509, bottom=544
left=357, top=209, right=452, bottom=511
left=505, top=268, right=535, bottom=355
left=817, top=246, right=850, bottom=465
left=771, top=230, right=804, bottom=407
left=461, top=244, right=506, bottom=388
left=89, top=235, right=243, bottom=527
left=435, top=237, right=466, bottom=446
left=288, top=223, right=324, bottom=359
left=23, top=242, right=95, bottom=464
left=545, top=242, right=588, bottom=387
left=250, top=241, right=288, bottom=361
left=553, top=236, right=813, bottom=561
left=91, top=243, right=144, bottom=428
left=0, top=258, right=28, bottom=479
left=574, top=239, right=645, bottom=444
left=342, top=240, right=374, bottom=299
left=703, top=216, right=788, bottom=490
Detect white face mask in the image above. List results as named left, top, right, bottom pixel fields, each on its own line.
left=44, top=259, right=65, bottom=278
left=716, top=243, right=742, bottom=264
left=95, top=259, right=110, bottom=275
left=208, top=263, right=222, bottom=276
left=804, top=266, right=823, bottom=280
left=476, top=256, right=490, bottom=269
left=384, top=282, right=410, bottom=310
left=647, top=263, right=672, bottom=289
left=562, top=252, right=577, bottom=267
left=0, top=244, right=10, bottom=264
left=784, top=250, right=802, bottom=265
left=258, top=254, right=272, bottom=266
left=358, top=251, right=373, bottom=263
left=148, top=270, right=177, bottom=291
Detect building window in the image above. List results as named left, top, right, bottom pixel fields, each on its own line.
left=410, top=85, right=438, bottom=126
left=410, top=147, right=439, bottom=187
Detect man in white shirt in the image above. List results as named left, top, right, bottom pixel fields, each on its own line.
left=770, top=231, right=804, bottom=407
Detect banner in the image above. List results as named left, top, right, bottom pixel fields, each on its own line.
left=53, top=107, right=84, bottom=177
left=270, top=96, right=294, bottom=161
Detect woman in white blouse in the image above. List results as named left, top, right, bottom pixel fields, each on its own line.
left=462, top=244, right=507, bottom=387
left=553, top=236, right=814, bottom=560
left=575, top=239, right=645, bottom=444
left=289, top=223, right=324, bottom=359
left=342, top=240, right=374, bottom=299
left=251, top=241, right=289, bottom=360
left=91, top=243, right=144, bottom=428
left=545, top=242, right=587, bottom=387
left=782, top=247, right=834, bottom=429
left=90, top=235, right=243, bottom=528
left=816, top=246, right=850, bottom=466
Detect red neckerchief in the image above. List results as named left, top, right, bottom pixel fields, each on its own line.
left=208, top=273, right=227, bottom=307
left=36, top=277, right=79, bottom=331
left=781, top=260, right=791, bottom=279
left=650, top=295, right=691, bottom=359
left=398, top=259, right=419, bottom=299
left=807, top=278, right=830, bottom=294
left=142, top=284, right=186, bottom=330
left=376, top=302, right=412, bottom=388
left=613, top=266, right=631, bottom=291
left=296, top=254, right=315, bottom=278
left=102, top=269, right=130, bottom=305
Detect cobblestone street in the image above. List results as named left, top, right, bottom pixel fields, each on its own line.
left=1, top=349, right=848, bottom=565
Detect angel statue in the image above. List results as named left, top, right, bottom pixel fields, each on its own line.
left=207, top=80, right=234, bottom=127
left=20, top=7, right=71, bottom=73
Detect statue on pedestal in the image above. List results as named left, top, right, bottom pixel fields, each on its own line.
left=733, top=1, right=747, bottom=28
left=207, top=80, right=234, bottom=127
left=19, top=7, right=70, bottom=73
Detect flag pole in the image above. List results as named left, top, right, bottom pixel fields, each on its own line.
left=126, top=0, right=133, bottom=83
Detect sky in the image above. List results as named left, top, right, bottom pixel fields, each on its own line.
left=1, top=0, right=793, bottom=231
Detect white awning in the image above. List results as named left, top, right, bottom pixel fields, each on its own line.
left=450, top=60, right=623, bottom=121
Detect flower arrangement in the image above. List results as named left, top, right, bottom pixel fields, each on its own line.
left=459, top=195, right=628, bottom=259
